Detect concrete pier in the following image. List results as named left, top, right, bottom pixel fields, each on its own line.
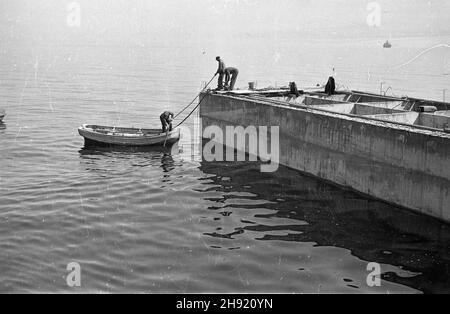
left=199, top=91, right=450, bottom=223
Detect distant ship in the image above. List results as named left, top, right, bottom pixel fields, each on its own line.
left=383, top=40, right=392, bottom=48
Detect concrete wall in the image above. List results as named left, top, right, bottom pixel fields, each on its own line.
left=417, top=113, right=450, bottom=129
left=304, top=96, right=348, bottom=106
left=435, top=110, right=450, bottom=117
left=200, top=93, right=450, bottom=223
left=303, top=97, right=405, bottom=116
left=310, top=103, right=355, bottom=114
left=364, top=112, right=450, bottom=129
left=346, top=93, right=397, bottom=103
left=364, top=112, right=420, bottom=125
left=358, top=101, right=404, bottom=109
left=352, top=103, right=405, bottom=115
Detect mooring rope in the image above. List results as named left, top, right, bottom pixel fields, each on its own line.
left=174, top=92, right=210, bottom=129
left=163, top=74, right=216, bottom=147
left=174, top=74, right=216, bottom=120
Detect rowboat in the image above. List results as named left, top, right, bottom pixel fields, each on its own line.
left=78, top=124, right=180, bottom=147
left=0, top=109, right=5, bottom=123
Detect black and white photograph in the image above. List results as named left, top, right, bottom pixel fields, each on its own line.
left=0, top=0, right=449, bottom=297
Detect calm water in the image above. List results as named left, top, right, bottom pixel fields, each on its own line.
left=1, top=32, right=450, bottom=293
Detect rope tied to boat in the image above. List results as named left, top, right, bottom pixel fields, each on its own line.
left=174, top=91, right=214, bottom=129
left=173, top=74, right=216, bottom=127
left=162, top=74, right=216, bottom=147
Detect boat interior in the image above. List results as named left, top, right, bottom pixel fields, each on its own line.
left=84, top=125, right=164, bottom=135
left=219, top=89, right=450, bottom=132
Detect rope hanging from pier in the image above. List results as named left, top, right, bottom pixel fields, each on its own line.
left=173, top=74, right=217, bottom=122
left=174, top=92, right=209, bottom=129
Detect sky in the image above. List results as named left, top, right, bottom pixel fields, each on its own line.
left=1, top=0, right=450, bottom=46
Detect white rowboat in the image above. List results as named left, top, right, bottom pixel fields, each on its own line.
left=78, top=124, right=180, bottom=147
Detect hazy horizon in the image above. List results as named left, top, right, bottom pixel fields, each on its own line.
left=1, top=0, right=450, bottom=46
left=1, top=1, right=449, bottom=101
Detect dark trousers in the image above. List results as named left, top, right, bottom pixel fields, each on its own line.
left=217, top=72, right=224, bottom=89
left=160, top=116, right=173, bottom=133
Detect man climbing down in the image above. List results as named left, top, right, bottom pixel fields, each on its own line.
left=160, top=111, right=174, bottom=133
left=224, top=67, right=239, bottom=91
left=215, top=56, right=226, bottom=90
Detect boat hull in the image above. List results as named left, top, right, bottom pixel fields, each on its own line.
left=78, top=125, right=180, bottom=147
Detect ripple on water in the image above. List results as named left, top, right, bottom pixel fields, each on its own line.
left=1, top=41, right=450, bottom=293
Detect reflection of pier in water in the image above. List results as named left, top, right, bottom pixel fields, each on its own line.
left=199, top=156, right=450, bottom=294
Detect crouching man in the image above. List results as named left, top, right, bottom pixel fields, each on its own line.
left=160, top=111, right=174, bottom=133
left=224, top=67, right=239, bottom=91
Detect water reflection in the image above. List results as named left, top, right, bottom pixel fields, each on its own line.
left=74, top=140, right=450, bottom=293
left=199, top=158, right=450, bottom=294
left=78, top=145, right=176, bottom=176
left=161, top=153, right=175, bottom=173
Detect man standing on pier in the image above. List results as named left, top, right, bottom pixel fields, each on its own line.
left=224, top=67, right=239, bottom=91
left=215, top=56, right=226, bottom=90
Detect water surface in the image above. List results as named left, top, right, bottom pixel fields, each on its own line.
left=1, top=5, right=450, bottom=293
